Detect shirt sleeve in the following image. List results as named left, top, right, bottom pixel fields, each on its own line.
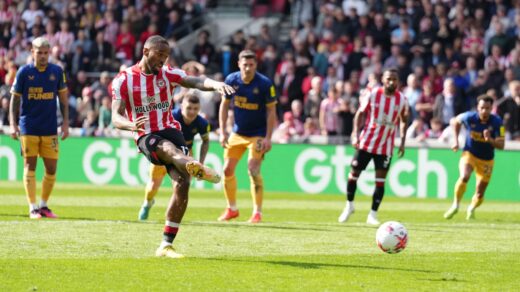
left=265, top=79, right=277, bottom=107
left=10, top=66, right=25, bottom=96
left=57, top=67, right=68, bottom=92
left=163, top=65, right=187, bottom=84
left=358, top=88, right=372, bottom=112
left=110, top=72, right=128, bottom=102
left=494, top=116, right=505, bottom=138
left=457, top=112, right=471, bottom=128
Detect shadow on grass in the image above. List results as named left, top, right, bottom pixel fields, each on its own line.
left=417, top=277, right=467, bottom=282
left=204, top=257, right=435, bottom=273
left=0, top=213, right=147, bottom=225
left=186, top=221, right=360, bottom=232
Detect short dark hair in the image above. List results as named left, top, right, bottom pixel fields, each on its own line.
left=183, top=92, right=200, bottom=104
left=239, top=50, right=256, bottom=61
left=144, top=35, right=168, bottom=49
left=383, top=68, right=399, bottom=76
left=477, top=94, right=494, bottom=105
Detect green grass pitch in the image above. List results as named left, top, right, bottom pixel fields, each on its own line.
left=1, top=181, right=519, bottom=291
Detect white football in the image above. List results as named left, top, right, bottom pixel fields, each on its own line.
left=376, top=221, right=408, bottom=254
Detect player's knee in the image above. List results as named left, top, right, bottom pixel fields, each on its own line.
left=461, top=176, right=470, bottom=183
left=247, top=166, right=260, bottom=177
left=223, top=166, right=235, bottom=177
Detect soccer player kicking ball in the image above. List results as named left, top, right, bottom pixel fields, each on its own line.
left=111, top=36, right=234, bottom=258
left=138, top=92, right=210, bottom=220
left=338, top=69, right=409, bottom=225
left=444, top=95, right=505, bottom=220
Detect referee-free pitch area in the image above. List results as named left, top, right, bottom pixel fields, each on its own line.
left=1, top=182, right=519, bottom=291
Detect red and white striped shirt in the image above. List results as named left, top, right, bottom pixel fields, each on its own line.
left=111, top=64, right=186, bottom=141
left=358, top=87, right=408, bottom=156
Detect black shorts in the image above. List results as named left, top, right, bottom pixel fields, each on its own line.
left=137, top=128, right=189, bottom=166
left=351, top=149, right=392, bottom=171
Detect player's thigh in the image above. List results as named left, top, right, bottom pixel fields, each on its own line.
left=224, top=133, right=248, bottom=160
left=223, top=158, right=239, bottom=176
left=246, top=136, right=266, bottom=161
left=474, top=158, right=494, bottom=184
left=40, top=136, right=59, bottom=160
left=350, top=150, right=372, bottom=174
left=19, top=135, right=40, bottom=158
left=459, top=152, right=475, bottom=180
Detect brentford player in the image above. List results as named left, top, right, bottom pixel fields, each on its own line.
left=338, top=68, right=409, bottom=225
left=111, top=35, right=234, bottom=258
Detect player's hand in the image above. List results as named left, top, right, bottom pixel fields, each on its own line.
left=351, top=134, right=359, bottom=149
left=214, top=82, right=235, bottom=96
left=132, top=116, right=148, bottom=132
left=61, top=122, right=69, bottom=140
left=451, top=141, right=459, bottom=152
left=9, top=125, right=19, bottom=140
left=397, top=144, right=405, bottom=158
left=261, top=138, right=272, bottom=153
left=483, top=129, right=491, bottom=141
left=219, top=132, right=229, bottom=148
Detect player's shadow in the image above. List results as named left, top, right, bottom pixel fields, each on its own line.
left=0, top=213, right=29, bottom=219
left=187, top=221, right=338, bottom=232
left=206, top=257, right=435, bottom=273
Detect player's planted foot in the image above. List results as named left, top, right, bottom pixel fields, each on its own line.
left=366, top=212, right=381, bottom=225
left=248, top=212, right=262, bottom=223
left=218, top=208, right=239, bottom=221
left=186, top=161, right=221, bottom=183
left=466, top=208, right=476, bottom=220
left=29, top=209, right=42, bottom=219
left=444, top=207, right=458, bottom=219
left=39, top=207, right=57, bottom=218
left=338, top=207, right=355, bottom=223
left=138, top=199, right=155, bottom=221
left=155, top=245, right=184, bottom=258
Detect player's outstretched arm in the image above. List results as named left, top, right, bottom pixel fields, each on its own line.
left=180, top=76, right=235, bottom=96
left=111, top=99, right=147, bottom=132
left=8, top=94, right=20, bottom=140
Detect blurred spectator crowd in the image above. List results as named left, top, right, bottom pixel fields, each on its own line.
left=1, top=0, right=520, bottom=145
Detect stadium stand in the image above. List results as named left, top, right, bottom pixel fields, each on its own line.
left=0, top=0, right=519, bottom=145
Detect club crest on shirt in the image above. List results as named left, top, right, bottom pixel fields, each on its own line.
left=157, top=80, right=165, bottom=88
left=233, top=85, right=239, bottom=90
left=49, top=74, right=56, bottom=81
left=470, top=123, right=475, bottom=128
left=28, top=75, right=35, bottom=80
left=253, top=87, right=259, bottom=94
